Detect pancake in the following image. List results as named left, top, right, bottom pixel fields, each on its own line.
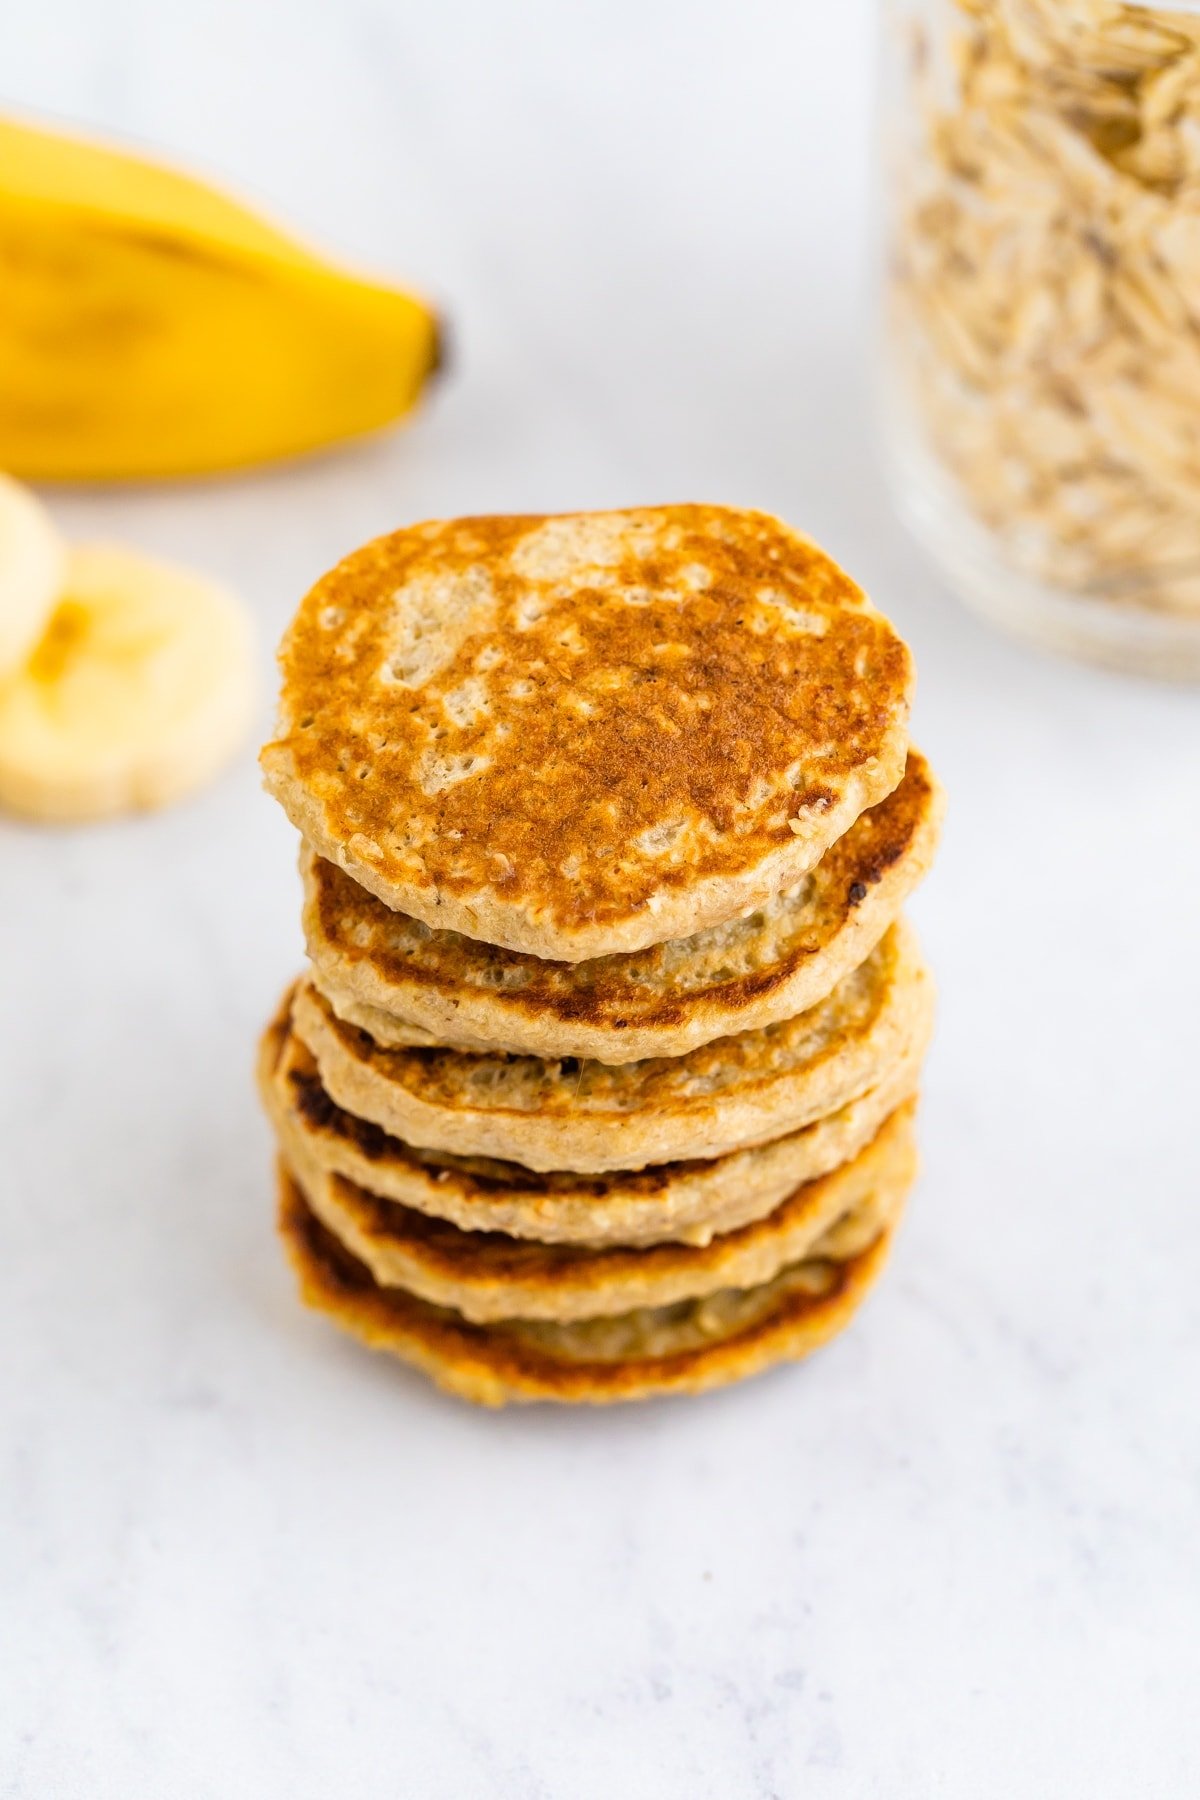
left=259, top=997, right=927, bottom=1247
left=261, top=507, right=914, bottom=961
left=302, top=750, right=944, bottom=1065
left=277, top=1163, right=899, bottom=1406
left=287, top=919, right=932, bottom=1173
left=276, top=1096, right=915, bottom=1322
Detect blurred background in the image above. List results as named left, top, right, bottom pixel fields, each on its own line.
left=3, top=3, right=1198, bottom=1796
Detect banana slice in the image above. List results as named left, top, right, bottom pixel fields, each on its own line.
left=0, top=473, right=65, bottom=680
left=0, top=542, right=254, bottom=821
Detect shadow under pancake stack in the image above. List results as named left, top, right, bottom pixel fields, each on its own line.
left=257, top=507, right=943, bottom=1406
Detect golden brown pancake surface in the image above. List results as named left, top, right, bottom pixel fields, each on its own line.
left=281, top=1099, right=916, bottom=1321
left=303, top=750, right=943, bottom=1063
left=288, top=921, right=932, bottom=1172
left=277, top=1163, right=899, bottom=1406
left=258, top=992, right=926, bottom=1247
left=261, top=507, right=914, bottom=959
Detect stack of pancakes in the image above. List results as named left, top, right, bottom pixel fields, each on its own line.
left=258, top=507, right=943, bottom=1406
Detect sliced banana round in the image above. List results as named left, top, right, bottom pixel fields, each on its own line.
left=0, top=542, right=254, bottom=822
left=0, top=474, right=65, bottom=681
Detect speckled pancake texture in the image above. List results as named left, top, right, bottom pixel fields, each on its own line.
left=258, top=995, right=927, bottom=1247
left=261, top=507, right=914, bottom=960
left=302, top=750, right=943, bottom=1065
left=277, top=1162, right=901, bottom=1406
left=259, top=505, right=938, bottom=1408
left=279, top=1097, right=915, bottom=1323
left=287, top=921, right=932, bottom=1173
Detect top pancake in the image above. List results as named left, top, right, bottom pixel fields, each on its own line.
left=261, top=507, right=914, bottom=960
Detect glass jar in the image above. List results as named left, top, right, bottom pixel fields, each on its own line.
left=881, top=0, right=1200, bottom=679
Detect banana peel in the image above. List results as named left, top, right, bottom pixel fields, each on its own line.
left=0, top=116, right=443, bottom=480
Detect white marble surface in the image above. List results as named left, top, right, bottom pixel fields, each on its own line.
left=3, top=4, right=1199, bottom=1795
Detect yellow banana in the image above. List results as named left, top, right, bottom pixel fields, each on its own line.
left=0, top=117, right=442, bottom=480
left=0, top=541, right=254, bottom=820
left=0, top=472, right=65, bottom=677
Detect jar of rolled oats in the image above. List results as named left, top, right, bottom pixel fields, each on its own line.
left=882, top=0, right=1200, bottom=678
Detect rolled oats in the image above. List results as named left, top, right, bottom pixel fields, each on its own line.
left=888, top=0, right=1200, bottom=621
